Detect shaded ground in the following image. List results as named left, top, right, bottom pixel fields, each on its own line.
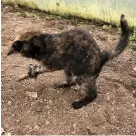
left=2, top=5, right=136, bottom=135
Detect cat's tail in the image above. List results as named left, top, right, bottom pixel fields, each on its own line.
left=101, top=14, right=130, bottom=66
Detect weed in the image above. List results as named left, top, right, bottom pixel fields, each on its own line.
left=129, top=29, right=136, bottom=51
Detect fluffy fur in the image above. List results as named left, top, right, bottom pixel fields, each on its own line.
left=7, top=14, right=130, bottom=109
left=14, top=31, right=42, bottom=41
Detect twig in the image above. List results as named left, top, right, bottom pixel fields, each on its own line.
left=17, top=74, right=30, bottom=82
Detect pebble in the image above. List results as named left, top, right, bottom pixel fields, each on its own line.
left=34, top=125, right=40, bottom=130
left=131, top=103, right=135, bottom=108
left=133, top=67, right=136, bottom=71
left=72, top=123, right=77, bottom=129
left=7, top=101, right=12, bottom=105
left=1, top=128, right=5, bottom=134
left=49, top=100, right=52, bottom=105
left=5, top=132, right=11, bottom=136
left=107, top=96, right=110, bottom=101
left=26, top=91, right=38, bottom=98
left=46, top=121, right=50, bottom=125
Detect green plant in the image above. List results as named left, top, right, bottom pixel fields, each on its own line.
left=129, top=29, right=136, bottom=51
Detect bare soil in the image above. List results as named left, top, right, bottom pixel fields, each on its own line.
left=1, top=5, right=136, bottom=135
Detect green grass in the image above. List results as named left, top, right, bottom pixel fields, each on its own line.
left=129, top=29, right=136, bottom=51
left=2, top=0, right=136, bottom=27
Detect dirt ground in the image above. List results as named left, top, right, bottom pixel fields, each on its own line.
left=1, top=5, right=136, bottom=135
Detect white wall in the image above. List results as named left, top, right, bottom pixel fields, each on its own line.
left=2, top=0, right=136, bottom=27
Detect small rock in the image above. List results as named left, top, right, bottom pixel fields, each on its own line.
left=34, top=125, right=40, bottom=130
left=89, top=31, right=92, bottom=34
left=5, top=132, right=11, bottom=136
left=46, top=105, right=50, bottom=109
left=7, top=101, right=12, bottom=105
left=26, top=125, right=32, bottom=129
left=72, top=123, right=77, bottom=129
left=15, top=119, right=21, bottom=123
left=107, top=96, right=110, bottom=101
left=72, top=131, right=76, bottom=134
left=131, top=103, right=135, bottom=108
left=86, top=128, right=96, bottom=135
left=46, top=121, right=50, bottom=125
left=1, top=128, right=5, bottom=134
left=48, top=100, right=52, bottom=105
left=35, top=106, right=43, bottom=112
left=11, top=114, right=15, bottom=117
left=133, top=67, right=136, bottom=72
left=42, top=115, right=46, bottom=118
left=43, top=99, right=47, bottom=102
left=26, top=91, right=38, bottom=98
